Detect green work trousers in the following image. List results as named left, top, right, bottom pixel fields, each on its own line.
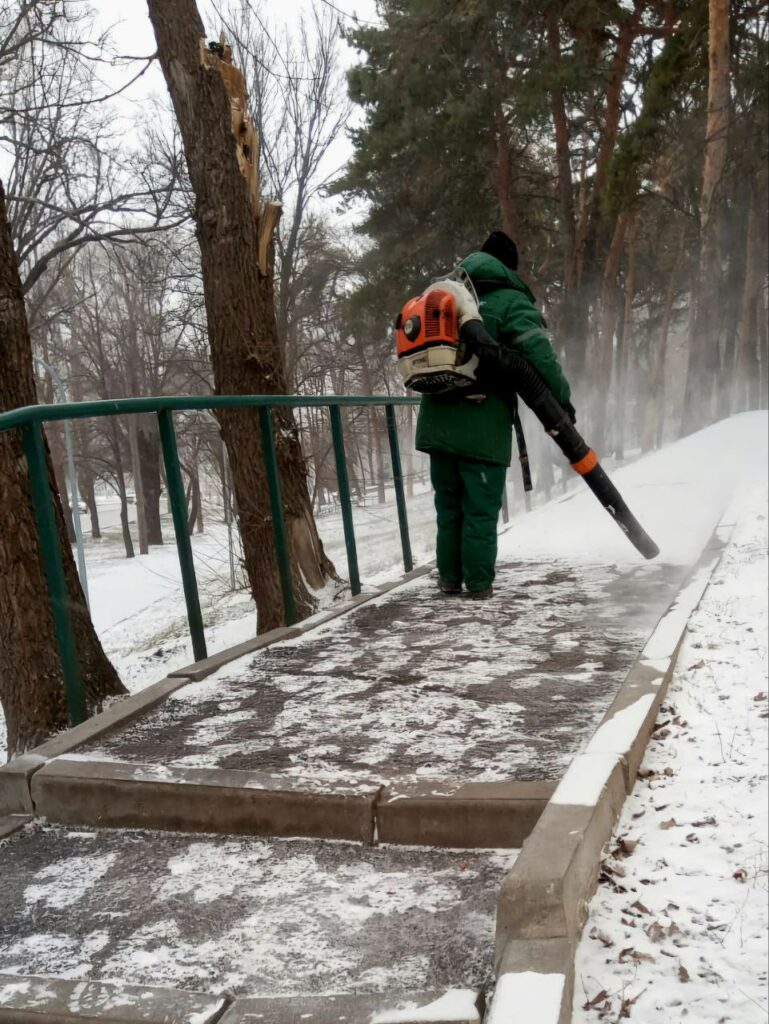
left=429, top=452, right=507, bottom=593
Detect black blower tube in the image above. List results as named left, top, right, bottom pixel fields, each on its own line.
left=460, top=321, right=660, bottom=560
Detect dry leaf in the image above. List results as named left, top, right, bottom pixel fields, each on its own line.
left=583, top=988, right=609, bottom=1010
left=679, top=965, right=690, bottom=982
left=753, top=692, right=767, bottom=702
left=645, top=921, right=666, bottom=943
left=692, top=816, right=717, bottom=827
left=686, top=833, right=700, bottom=843
left=631, top=899, right=651, bottom=915
left=733, top=868, right=748, bottom=882
left=590, top=926, right=615, bottom=948
left=619, top=947, right=654, bottom=964
left=691, top=659, right=706, bottom=669
left=660, top=818, right=678, bottom=830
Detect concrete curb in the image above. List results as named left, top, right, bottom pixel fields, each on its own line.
left=31, top=757, right=381, bottom=843
left=0, top=977, right=483, bottom=1024
left=0, top=974, right=228, bottom=1023
left=378, top=781, right=555, bottom=849
left=28, top=759, right=553, bottom=848
left=219, top=990, right=484, bottom=1024
left=0, top=813, right=31, bottom=840
left=489, top=515, right=736, bottom=1024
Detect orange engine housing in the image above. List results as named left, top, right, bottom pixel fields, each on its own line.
left=395, top=289, right=459, bottom=357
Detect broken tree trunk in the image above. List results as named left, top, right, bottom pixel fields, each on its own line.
left=146, top=0, right=337, bottom=631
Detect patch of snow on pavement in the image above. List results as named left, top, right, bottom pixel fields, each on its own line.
left=488, top=972, right=566, bottom=1023
left=24, top=854, right=117, bottom=910
left=572, top=475, right=769, bottom=1023
left=373, top=989, right=480, bottom=1023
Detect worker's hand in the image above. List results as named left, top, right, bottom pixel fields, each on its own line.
left=563, top=401, right=577, bottom=424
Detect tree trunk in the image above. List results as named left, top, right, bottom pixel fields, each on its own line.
left=651, top=224, right=686, bottom=449
left=732, top=179, right=762, bottom=413
left=128, top=415, right=149, bottom=555
left=79, top=468, right=101, bottom=540
left=138, top=424, right=163, bottom=545
left=147, top=0, right=337, bottom=632
left=547, top=12, right=582, bottom=379
left=590, top=211, right=630, bottom=452
left=0, top=181, right=125, bottom=759
left=682, top=0, right=731, bottom=433
left=615, top=216, right=638, bottom=459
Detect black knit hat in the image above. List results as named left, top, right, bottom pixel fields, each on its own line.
left=481, top=230, right=518, bottom=271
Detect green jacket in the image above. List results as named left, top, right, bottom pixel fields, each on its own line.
left=415, top=252, right=571, bottom=466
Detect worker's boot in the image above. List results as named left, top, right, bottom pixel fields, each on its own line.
left=438, top=579, right=462, bottom=595
left=467, top=586, right=493, bottom=601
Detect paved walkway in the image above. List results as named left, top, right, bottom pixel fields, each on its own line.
left=0, top=822, right=511, bottom=998
left=77, top=559, right=686, bottom=786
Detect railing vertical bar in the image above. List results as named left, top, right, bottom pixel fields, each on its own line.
left=329, top=403, right=361, bottom=595
left=258, top=407, right=298, bottom=625
left=22, top=421, right=86, bottom=725
left=385, top=404, right=414, bottom=573
left=157, top=409, right=207, bottom=662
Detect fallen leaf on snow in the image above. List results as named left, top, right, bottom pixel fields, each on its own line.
left=733, top=868, right=748, bottom=882
left=678, top=964, right=691, bottom=982
left=631, top=899, right=651, bottom=915
left=619, top=947, right=655, bottom=964
left=589, top=926, right=615, bottom=947
left=583, top=988, right=609, bottom=1010
left=660, top=818, right=678, bottom=829
left=645, top=921, right=666, bottom=942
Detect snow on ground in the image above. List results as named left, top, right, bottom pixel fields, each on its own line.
left=572, top=472, right=768, bottom=1023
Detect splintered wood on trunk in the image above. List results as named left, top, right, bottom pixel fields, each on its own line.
left=147, top=0, right=337, bottom=632
left=0, top=181, right=125, bottom=759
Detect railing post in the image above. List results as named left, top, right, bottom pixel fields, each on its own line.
left=157, top=409, right=207, bottom=662
left=22, top=421, right=86, bottom=725
left=258, top=407, right=298, bottom=626
left=329, top=403, right=361, bottom=595
left=385, top=404, right=414, bottom=573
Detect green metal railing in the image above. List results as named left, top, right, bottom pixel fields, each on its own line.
left=0, top=394, right=420, bottom=728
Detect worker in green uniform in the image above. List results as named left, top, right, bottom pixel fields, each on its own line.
left=415, top=231, right=574, bottom=599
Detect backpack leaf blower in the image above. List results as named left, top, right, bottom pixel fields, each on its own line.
left=395, top=275, right=660, bottom=561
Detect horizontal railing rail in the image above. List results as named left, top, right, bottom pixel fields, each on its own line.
left=0, top=394, right=420, bottom=727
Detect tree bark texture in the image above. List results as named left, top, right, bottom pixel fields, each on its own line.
left=547, top=13, right=582, bottom=379
left=682, top=0, right=731, bottom=433
left=138, top=424, right=164, bottom=545
left=147, top=0, right=336, bottom=631
left=0, top=181, right=125, bottom=759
